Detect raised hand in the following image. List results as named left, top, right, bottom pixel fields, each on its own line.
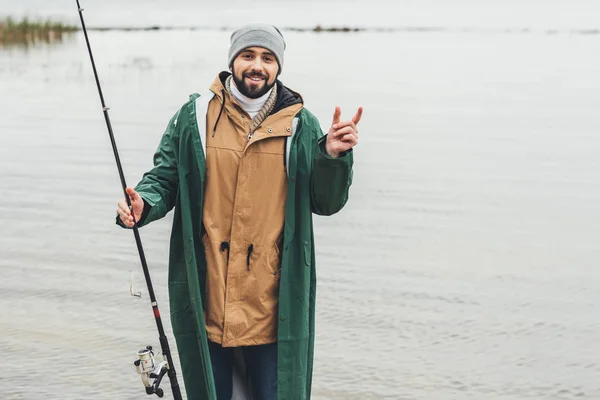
left=325, top=106, right=363, bottom=158
left=116, top=187, right=144, bottom=227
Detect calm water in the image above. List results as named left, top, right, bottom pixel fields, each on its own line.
left=1, top=1, right=600, bottom=399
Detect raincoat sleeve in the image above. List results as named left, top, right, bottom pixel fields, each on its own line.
left=116, top=112, right=180, bottom=228
left=308, top=113, right=354, bottom=216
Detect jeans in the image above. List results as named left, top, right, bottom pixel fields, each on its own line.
left=208, top=340, right=278, bottom=400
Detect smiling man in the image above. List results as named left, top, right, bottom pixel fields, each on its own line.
left=232, top=47, right=276, bottom=98
left=116, top=23, right=362, bottom=400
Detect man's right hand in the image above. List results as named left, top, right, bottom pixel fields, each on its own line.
left=117, top=187, right=144, bottom=227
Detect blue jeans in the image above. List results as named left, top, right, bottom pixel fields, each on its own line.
left=208, top=340, right=278, bottom=400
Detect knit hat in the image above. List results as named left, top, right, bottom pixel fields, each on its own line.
left=228, top=24, right=286, bottom=74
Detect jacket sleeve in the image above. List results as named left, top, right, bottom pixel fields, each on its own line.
left=116, top=111, right=180, bottom=228
left=309, top=117, right=354, bottom=216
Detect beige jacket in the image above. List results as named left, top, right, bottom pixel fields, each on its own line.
left=202, top=75, right=303, bottom=347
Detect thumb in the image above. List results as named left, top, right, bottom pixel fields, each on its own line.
left=331, top=106, right=341, bottom=126
left=126, top=187, right=139, bottom=202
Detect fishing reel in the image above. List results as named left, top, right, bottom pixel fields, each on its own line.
left=134, top=346, right=169, bottom=397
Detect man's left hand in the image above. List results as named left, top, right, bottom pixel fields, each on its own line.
left=325, top=106, right=363, bottom=158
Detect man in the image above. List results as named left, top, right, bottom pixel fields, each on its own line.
left=116, top=23, right=362, bottom=400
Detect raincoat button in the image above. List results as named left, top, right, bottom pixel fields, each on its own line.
left=280, top=315, right=285, bottom=321
left=241, top=114, right=246, bottom=119
left=290, top=177, right=296, bottom=182
left=286, top=127, right=291, bottom=132
left=268, top=128, right=273, bottom=133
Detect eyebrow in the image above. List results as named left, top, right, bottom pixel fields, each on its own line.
left=242, top=50, right=275, bottom=57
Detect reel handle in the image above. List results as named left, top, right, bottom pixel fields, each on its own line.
left=134, top=345, right=169, bottom=398
left=145, top=386, right=164, bottom=398
left=149, top=364, right=168, bottom=397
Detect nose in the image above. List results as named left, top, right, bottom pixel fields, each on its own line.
left=250, top=57, right=264, bottom=71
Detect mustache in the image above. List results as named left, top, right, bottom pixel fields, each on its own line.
left=243, top=71, right=268, bottom=80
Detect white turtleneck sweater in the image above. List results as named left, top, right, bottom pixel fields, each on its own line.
left=230, top=80, right=274, bottom=120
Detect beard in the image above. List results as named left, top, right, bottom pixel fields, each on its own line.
left=232, top=70, right=275, bottom=99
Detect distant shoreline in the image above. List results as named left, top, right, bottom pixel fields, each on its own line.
left=85, top=25, right=366, bottom=33
left=78, top=25, right=600, bottom=35
left=2, top=15, right=599, bottom=47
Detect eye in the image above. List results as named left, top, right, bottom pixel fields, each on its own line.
left=242, top=53, right=253, bottom=59
left=263, top=55, right=274, bottom=63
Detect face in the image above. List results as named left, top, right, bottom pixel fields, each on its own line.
left=231, top=47, right=279, bottom=99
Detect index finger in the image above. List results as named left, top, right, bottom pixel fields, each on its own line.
left=352, top=106, right=363, bottom=125
left=332, top=120, right=357, bottom=132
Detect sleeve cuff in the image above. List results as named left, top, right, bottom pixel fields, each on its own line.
left=317, top=134, right=353, bottom=160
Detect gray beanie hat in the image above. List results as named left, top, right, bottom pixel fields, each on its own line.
left=228, top=23, right=286, bottom=74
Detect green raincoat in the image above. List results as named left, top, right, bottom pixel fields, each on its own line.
left=121, top=83, right=353, bottom=399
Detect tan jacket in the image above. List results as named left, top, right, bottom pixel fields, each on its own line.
left=202, top=75, right=303, bottom=347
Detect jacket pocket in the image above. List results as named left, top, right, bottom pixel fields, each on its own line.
left=255, top=243, right=282, bottom=304
left=271, top=242, right=282, bottom=277
left=201, top=234, right=229, bottom=330
left=303, top=240, right=311, bottom=266
left=201, top=234, right=226, bottom=271
left=169, top=282, right=195, bottom=335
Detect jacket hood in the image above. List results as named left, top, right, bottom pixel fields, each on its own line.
left=217, top=71, right=303, bottom=115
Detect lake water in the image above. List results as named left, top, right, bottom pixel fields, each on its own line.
left=1, top=1, right=599, bottom=399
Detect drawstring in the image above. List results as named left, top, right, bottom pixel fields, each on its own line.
left=219, top=242, right=254, bottom=270
left=220, top=241, right=230, bottom=264
left=246, top=244, right=254, bottom=271
left=212, top=88, right=226, bottom=137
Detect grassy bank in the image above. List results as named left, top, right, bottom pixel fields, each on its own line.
left=0, top=17, right=78, bottom=47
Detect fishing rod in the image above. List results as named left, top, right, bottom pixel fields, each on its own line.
left=75, top=2, right=183, bottom=399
